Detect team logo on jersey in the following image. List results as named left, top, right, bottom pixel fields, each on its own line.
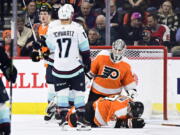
left=102, top=66, right=119, bottom=79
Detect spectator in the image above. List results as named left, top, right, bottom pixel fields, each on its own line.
left=22, top=0, right=40, bottom=28
left=95, top=15, right=106, bottom=45
left=122, top=12, right=144, bottom=45
left=0, top=0, right=5, bottom=28
left=146, top=14, right=171, bottom=50
left=74, top=1, right=96, bottom=29
left=36, top=0, right=52, bottom=12
left=93, top=0, right=105, bottom=10
left=123, top=0, right=149, bottom=13
left=16, top=15, right=34, bottom=56
left=95, top=14, right=120, bottom=45
left=109, top=0, right=121, bottom=27
left=51, top=2, right=62, bottom=20
left=74, top=16, right=88, bottom=33
left=2, top=30, right=11, bottom=56
left=170, top=27, right=180, bottom=57
left=88, top=28, right=102, bottom=46
left=68, top=0, right=86, bottom=13
left=147, top=0, right=164, bottom=13
left=157, top=0, right=179, bottom=46
left=138, top=29, right=160, bottom=46
left=123, top=0, right=149, bottom=25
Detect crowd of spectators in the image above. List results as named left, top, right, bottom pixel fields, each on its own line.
left=0, top=0, right=180, bottom=56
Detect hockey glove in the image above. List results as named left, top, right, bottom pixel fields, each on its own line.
left=114, top=118, right=145, bottom=128
left=127, top=118, right=145, bottom=128
left=1, top=65, right=17, bottom=83
left=32, top=36, right=47, bottom=50
left=31, top=51, right=41, bottom=62
left=32, top=41, right=41, bottom=50
left=41, top=46, right=50, bottom=60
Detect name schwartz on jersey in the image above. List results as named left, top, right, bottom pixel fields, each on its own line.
left=53, top=30, right=74, bottom=37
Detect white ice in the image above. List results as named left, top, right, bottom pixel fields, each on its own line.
left=11, top=115, right=180, bottom=135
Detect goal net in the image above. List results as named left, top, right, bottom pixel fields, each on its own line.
left=89, top=46, right=178, bottom=120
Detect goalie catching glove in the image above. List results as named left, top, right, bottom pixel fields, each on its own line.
left=115, top=118, right=145, bottom=128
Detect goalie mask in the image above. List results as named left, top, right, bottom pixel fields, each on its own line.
left=111, top=39, right=126, bottom=62
left=128, top=101, right=144, bottom=118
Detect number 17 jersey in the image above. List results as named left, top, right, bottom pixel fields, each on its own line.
left=46, top=21, right=90, bottom=78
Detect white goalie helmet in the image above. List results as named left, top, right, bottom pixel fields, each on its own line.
left=111, top=39, right=126, bottom=62
left=58, top=5, right=72, bottom=19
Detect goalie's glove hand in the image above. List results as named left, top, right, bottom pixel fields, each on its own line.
left=31, top=51, right=41, bottom=62
left=127, top=118, right=145, bottom=128
left=1, top=65, right=17, bottom=83
left=41, top=46, right=50, bottom=60
left=114, top=118, right=145, bottom=128
left=126, top=89, right=137, bottom=99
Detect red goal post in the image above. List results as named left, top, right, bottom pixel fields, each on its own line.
left=90, top=46, right=168, bottom=120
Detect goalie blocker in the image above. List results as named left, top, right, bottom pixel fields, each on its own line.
left=67, top=95, right=145, bottom=128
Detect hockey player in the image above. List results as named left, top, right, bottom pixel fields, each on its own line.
left=44, top=4, right=91, bottom=129
left=67, top=95, right=145, bottom=128
left=31, top=4, right=85, bottom=122
left=0, top=47, right=17, bottom=135
left=87, top=39, right=137, bottom=102
left=30, top=5, right=57, bottom=121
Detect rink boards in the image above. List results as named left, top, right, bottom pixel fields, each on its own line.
left=0, top=58, right=180, bottom=115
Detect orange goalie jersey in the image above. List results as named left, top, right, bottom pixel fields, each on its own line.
left=93, top=95, right=132, bottom=126
left=90, top=50, right=136, bottom=96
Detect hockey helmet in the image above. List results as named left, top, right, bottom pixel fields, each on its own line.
left=58, top=5, right=72, bottom=19
left=128, top=101, right=144, bottom=118
left=63, top=4, right=74, bottom=14
left=111, top=39, right=126, bottom=62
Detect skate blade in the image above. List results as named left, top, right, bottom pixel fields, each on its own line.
left=76, top=125, right=92, bottom=131
left=61, top=124, right=92, bottom=131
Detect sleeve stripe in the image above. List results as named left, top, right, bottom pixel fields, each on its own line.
left=79, top=40, right=90, bottom=51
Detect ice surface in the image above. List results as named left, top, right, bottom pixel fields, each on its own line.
left=11, top=115, right=180, bottom=135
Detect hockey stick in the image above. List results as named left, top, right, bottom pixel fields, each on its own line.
left=10, top=0, right=18, bottom=122
left=22, top=0, right=37, bottom=41
left=146, top=122, right=180, bottom=127
left=161, top=123, right=180, bottom=127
